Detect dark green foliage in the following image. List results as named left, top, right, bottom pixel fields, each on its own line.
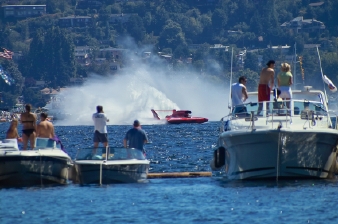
left=1, top=0, right=338, bottom=102
left=23, top=27, right=76, bottom=88
left=22, top=87, right=47, bottom=108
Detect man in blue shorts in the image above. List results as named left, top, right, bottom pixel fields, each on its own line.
left=92, top=105, right=109, bottom=149
left=123, top=120, right=148, bottom=153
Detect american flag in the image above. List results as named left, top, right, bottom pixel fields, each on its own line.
left=0, top=48, right=13, bottom=59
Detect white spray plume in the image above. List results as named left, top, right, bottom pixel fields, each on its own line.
left=56, top=45, right=230, bottom=125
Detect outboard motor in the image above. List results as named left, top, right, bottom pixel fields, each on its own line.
left=210, top=147, right=226, bottom=170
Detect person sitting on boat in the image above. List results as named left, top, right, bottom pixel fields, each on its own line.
left=257, top=60, right=275, bottom=115
left=278, top=63, right=293, bottom=109
left=6, top=119, right=22, bottom=142
left=123, top=120, right=148, bottom=155
left=36, top=112, right=55, bottom=138
left=92, top=105, right=109, bottom=150
left=20, top=104, right=37, bottom=150
left=231, top=76, right=248, bottom=115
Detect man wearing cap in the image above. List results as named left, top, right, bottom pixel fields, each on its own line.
left=257, top=60, right=275, bottom=115
left=123, top=120, right=148, bottom=153
left=92, top=105, right=109, bottom=149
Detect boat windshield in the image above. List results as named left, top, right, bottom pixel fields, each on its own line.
left=232, top=100, right=327, bottom=117
left=35, top=138, right=61, bottom=149
left=75, top=147, right=146, bottom=160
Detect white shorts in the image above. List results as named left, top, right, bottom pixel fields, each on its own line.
left=279, top=86, right=292, bottom=99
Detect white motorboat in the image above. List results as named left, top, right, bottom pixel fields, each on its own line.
left=73, top=147, right=150, bottom=184
left=0, top=138, right=72, bottom=187
left=211, top=87, right=338, bottom=180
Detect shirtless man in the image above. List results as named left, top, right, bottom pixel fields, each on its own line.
left=20, top=104, right=37, bottom=150
left=37, top=112, right=55, bottom=138
left=257, top=60, right=275, bottom=114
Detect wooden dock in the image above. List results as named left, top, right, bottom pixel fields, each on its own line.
left=147, top=172, right=212, bottom=179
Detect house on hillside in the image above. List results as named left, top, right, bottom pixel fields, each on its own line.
left=109, top=13, right=137, bottom=24
left=76, top=0, right=102, bottom=9
left=40, top=87, right=67, bottom=101
left=2, top=5, right=46, bottom=18
left=99, top=47, right=126, bottom=60
left=75, top=52, right=90, bottom=66
left=75, top=46, right=92, bottom=54
left=268, top=45, right=291, bottom=55
left=58, top=16, right=92, bottom=28
left=280, top=16, right=325, bottom=33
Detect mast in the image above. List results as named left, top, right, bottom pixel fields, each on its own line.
left=228, top=47, right=233, bottom=112
left=293, top=43, right=297, bottom=90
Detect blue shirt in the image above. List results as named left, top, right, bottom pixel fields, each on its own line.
left=124, top=128, right=148, bottom=150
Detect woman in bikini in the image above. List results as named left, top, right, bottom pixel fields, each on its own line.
left=20, top=104, right=37, bottom=150
left=6, top=119, right=22, bottom=142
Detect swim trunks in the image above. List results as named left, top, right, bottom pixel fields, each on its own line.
left=258, top=84, right=271, bottom=102
left=93, top=130, right=108, bottom=143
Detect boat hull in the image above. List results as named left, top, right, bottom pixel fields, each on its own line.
left=74, top=161, right=149, bottom=184
left=167, top=117, right=208, bottom=124
left=0, top=155, right=71, bottom=187
left=217, top=129, right=338, bottom=180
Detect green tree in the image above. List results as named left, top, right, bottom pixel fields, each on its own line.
left=158, top=20, right=186, bottom=50
left=245, top=52, right=260, bottom=73
left=44, top=27, right=76, bottom=87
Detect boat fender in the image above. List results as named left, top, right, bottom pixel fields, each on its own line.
left=213, top=147, right=226, bottom=168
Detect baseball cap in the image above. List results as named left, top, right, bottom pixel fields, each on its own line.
left=133, top=120, right=140, bottom=126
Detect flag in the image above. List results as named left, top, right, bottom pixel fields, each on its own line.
left=0, top=48, right=13, bottom=60
left=322, top=75, right=337, bottom=92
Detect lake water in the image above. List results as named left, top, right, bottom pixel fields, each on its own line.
left=1, top=122, right=338, bottom=224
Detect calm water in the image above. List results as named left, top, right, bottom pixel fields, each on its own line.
left=1, top=122, right=338, bottom=224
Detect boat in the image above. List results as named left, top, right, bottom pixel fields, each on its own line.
left=151, top=109, right=208, bottom=124
left=0, top=138, right=72, bottom=187
left=211, top=87, right=338, bottom=180
left=73, top=147, right=150, bottom=184
left=211, top=45, right=338, bottom=180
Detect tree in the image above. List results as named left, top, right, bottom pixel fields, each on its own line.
left=27, top=27, right=76, bottom=88
left=44, top=27, right=76, bottom=87
left=158, top=20, right=186, bottom=50
left=245, top=52, right=260, bottom=73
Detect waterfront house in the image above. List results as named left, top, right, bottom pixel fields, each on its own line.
left=280, top=16, right=325, bottom=34
left=58, top=16, right=92, bottom=28
left=2, top=5, right=46, bottom=18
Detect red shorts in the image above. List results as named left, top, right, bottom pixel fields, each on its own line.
left=258, top=84, right=270, bottom=102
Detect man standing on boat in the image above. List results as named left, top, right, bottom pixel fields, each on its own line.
left=123, top=120, right=148, bottom=154
left=92, top=105, right=109, bottom=149
left=257, top=60, right=275, bottom=115
left=37, top=112, right=55, bottom=138
left=231, top=76, right=248, bottom=114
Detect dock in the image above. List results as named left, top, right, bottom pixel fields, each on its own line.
left=147, top=172, right=212, bottom=179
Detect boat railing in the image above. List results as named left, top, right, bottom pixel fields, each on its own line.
left=227, top=99, right=331, bottom=130
left=75, top=147, right=146, bottom=161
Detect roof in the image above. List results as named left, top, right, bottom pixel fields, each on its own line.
left=59, top=16, right=91, bottom=19
left=2, top=5, right=46, bottom=7
left=99, top=47, right=126, bottom=51
left=309, top=2, right=324, bottom=7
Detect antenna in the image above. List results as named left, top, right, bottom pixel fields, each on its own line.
left=316, top=46, right=328, bottom=102
left=228, top=47, right=233, bottom=112
left=316, top=46, right=332, bottom=127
